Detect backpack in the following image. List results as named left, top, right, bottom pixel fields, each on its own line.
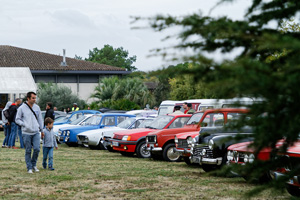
left=3, top=109, right=10, bottom=119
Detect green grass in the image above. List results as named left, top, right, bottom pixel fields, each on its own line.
left=0, top=131, right=291, bottom=199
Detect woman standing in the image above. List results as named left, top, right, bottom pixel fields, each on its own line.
left=2, top=101, right=12, bottom=148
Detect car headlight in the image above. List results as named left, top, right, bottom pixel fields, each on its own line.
left=122, top=136, right=131, bottom=141
left=248, top=154, right=255, bottom=163
left=244, top=154, right=249, bottom=163
left=233, top=151, right=239, bottom=163
left=58, top=131, right=62, bottom=136
left=227, top=151, right=233, bottom=161
left=208, top=139, right=214, bottom=150
left=187, top=136, right=193, bottom=145
left=174, top=136, right=178, bottom=144
left=67, top=131, right=70, bottom=137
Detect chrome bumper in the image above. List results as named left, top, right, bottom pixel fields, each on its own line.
left=147, top=146, right=163, bottom=151
left=174, top=148, right=191, bottom=154
left=200, top=157, right=223, bottom=165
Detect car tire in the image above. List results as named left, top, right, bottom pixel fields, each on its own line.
left=286, top=184, right=300, bottom=197
left=136, top=141, right=151, bottom=158
left=106, top=145, right=116, bottom=152
left=66, top=142, right=78, bottom=147
left=163, top=143, right=181, bottom=162
left=120, top=152, right=135, bottom=157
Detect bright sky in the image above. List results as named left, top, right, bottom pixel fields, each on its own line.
left=0, top=0, right=251, bottom=71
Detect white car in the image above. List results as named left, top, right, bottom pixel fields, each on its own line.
left=77, top=117, right=154, bottom=150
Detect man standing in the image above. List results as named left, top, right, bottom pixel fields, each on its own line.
left=16, top=92, right=44, bottom=174
left=71, top=103, right=79, bottom=111
left=45, top=102, right=55, bottom=121
left=8, top=98, right=22, bottom=149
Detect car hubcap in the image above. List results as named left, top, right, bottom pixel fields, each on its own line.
left=140, top=144, right=150, bottom=157
left=167, top=147, right=180, bottom=161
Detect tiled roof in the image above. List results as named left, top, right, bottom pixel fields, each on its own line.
left=0, top=45, right=126, bottom=71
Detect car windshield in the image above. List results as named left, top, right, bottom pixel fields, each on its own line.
left=138, top=119, right=154, bottom=128
left=158, top=106, right=174, bottom=116
left=186, top=113, right=204, bottom=125
left=54, top=116, right=68, bottom=123
left=117, top=118, right=136, bottom=129
left=70, top=115, right=86, bottom=125
left=82, top=115, right=102, bottom=126
left=146, top=115, right=174, bottom=129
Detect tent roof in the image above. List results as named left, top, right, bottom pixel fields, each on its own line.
left=0, top=67, right=37, bottom=93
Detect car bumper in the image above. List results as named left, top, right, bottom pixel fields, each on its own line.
left=147, top=146, right=162, bottom=151
left=111, top=139, right=137, bottom=152
left=199, top=157, right=223, bottom=165
left=174, top=148, right=191, bottom=155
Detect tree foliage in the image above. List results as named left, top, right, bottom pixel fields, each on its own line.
left=37, top=82, right=86, bottom=111
left=91, top=77, right=155, bottom=108
left=140, top=0, right=300, bottom=194
left=86, top=44, right=137, bottom=71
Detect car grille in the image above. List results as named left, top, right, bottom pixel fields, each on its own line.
left=193, top=146, right=213, bottom=158
left=78, top=135, right=86, bottom=141
left=177, top=139, right=188, bottom=148
left=147, top=136, right=156, bottom=143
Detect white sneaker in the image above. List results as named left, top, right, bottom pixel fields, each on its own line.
left=28, top=169, right=33, bottom=174
left=33, top=166, right=39, bottom=172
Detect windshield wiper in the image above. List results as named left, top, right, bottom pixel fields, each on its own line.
left=145, top=126, right=156, bottom=129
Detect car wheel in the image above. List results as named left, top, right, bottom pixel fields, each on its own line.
left=120, top=152, right=135, bottom=157
left=66, top=142, right=78, bottom=147
left=163, top=143, right=181, bottom=162
left=89, top=145, right=98, bottom=150
left=286, top=184, right=300, bottom=197
left=136, top=141, right=151, bottom=158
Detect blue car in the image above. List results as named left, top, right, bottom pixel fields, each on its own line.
left=58, top=113, right=136, bottom=146
left=54, top=110, right=101, bottom=125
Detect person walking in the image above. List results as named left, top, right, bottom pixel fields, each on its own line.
left=15, top=92, right=44, bottom=174
left=17, top=99, right=24, bottom=149
left=2, top=101, right=12, bottom=148
left=44, top=102, right=55, bottom=121
left=42, top=117, right=58, bottom=170
left=8, top=98, right=22, bottom=149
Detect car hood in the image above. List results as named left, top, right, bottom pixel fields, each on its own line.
left=113, top=128, right=152, bottom=136
left=176, top=131, right=199, bottom=139
left=147, top=127, right=197, bottom=137
left=54, top=124, right=80, bottom=133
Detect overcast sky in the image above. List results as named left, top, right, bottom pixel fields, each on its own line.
left=0, top=0, right=251, bottom=71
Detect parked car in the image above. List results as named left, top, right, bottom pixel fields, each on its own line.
left=54, top=114, right=94, bottom=143
left=110, top=114, right=192, bottom=158
left=190, top=125, right=253, bottom=172
left=126, top=110, right=158, bottom=118
left=54, top=110, right=100, bottom=125
left=41, top=110, right=67, bottom=120
left=58, top=113, right=135, bottom=146
left=173, top=108, right=249, bottom=164
left=76, top=117, right=154, bottom=150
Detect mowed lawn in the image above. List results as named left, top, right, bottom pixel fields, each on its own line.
left=0, top=132, right=291, bottom=200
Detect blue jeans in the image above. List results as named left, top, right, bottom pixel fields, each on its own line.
left=2, top=124, right=11, bottom=146
left=43, top=147, right=54, bottom=168
left=22, top=133, right=40, bottom=170
left=8, top=122, right=18, bottom=147
left=18, top=126, right=24, bottom=148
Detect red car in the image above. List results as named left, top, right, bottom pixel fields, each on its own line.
left=146, top=108, right=249, bottom=162
left=110, top=114, right=191, bottom=158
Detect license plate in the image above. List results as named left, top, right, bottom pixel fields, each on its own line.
left=112, top=141, right=119, bottom=146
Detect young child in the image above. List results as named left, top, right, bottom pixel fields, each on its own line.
left=42, top=117, right=58, bottom=170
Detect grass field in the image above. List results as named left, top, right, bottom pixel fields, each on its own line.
left=0, top=131, right=292, bottom=199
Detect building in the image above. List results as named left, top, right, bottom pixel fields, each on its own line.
left=0, top=45, right=130, bottom=105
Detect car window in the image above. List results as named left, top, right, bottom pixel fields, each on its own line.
left=168, top=117, right=190, bottom=129
left=69, top=113, right=83, bottom=122
left=83, top=115, right=102, bottom=125
left=117, top=118, right=135, bottom=129
left=186, top=112, right=204, bottom=125
left=137, top=119, right=154, bottom=128
left=149, top=115, right=174, bottom=129
left=101, top=116, right=115, bottom=126
left=70, top=115, right=86, bottom=125
left=117, top=116, right=127, bottom=124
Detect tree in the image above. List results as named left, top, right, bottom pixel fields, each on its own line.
left=91, top=77, right=155, bottom=108
left=86, top=45, right=137, bottom=71
left=140, top=0, right=300, bottom=194
left=37, top=83, right=86, bottom=111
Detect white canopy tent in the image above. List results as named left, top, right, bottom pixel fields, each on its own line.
left=0, top=67, right=37, bottom=93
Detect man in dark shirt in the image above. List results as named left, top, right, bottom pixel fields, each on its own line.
left=45, top=102, right=55, bottom=121
left=8, top=98, right=22, bottom=149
